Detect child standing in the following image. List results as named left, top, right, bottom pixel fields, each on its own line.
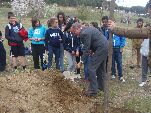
left=0, top=31, right=6, bottom=71
left=64, top=21, right=79, bottom=74
left=139, top=39, right=150, bottom=86
left=57, top=12, right=66, bottom=72
left=57, top=11, right=66, bottom=31
left=28, top=18, right=46, bottom=70
left=111, top=34, right=126, bottom=82
left=101, top=16, right=109, bottom=40
left=45, top=17, right=64, bottom=70
left=5, top=12, right=26, bottom=71
left=130, top=18, right=144, bottom=68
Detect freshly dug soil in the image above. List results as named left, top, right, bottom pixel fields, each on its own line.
left=0, top=69, right=142, bottom=113
left=0, top=70, right=100, bottom=113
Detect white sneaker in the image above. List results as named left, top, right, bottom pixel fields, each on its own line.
left=70, top=72, right=76, bottom=76
left=13, top=69, right=19, bottom=75
left=74, top=74, right=81, bottom=79
left=14, top=69, right=19, bottom=73
left=63, top=71, right=71, bottom=79
left=139, top=82, right=146, bottom=87
left=119, top=77, right=125, bottom=82
left=111, top=75, right=116, bottom=79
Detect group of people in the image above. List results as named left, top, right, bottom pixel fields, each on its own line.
left=1, top=0, right=151, bottom=96
left=108, top=0, right=151, bottom=88
left=0, top=10, right=126, bottom=96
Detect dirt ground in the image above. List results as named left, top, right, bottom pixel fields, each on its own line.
left=0, top=69, right=99, bottom=113
left=0, top=67, right=143, bottom=113
left=0, top=43, right=148, bottom=113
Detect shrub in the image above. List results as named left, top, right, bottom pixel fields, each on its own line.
left=77, top=5, right=89, bottom=21
left=0, top=2, right=11, bottom=8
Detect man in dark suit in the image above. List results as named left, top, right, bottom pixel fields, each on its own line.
left=70, top=22, right=108, bottom=96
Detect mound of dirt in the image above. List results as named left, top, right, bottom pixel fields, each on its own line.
left=0, top=69, right=143, bottom=113
left=0, top=70, right=100, bottom=113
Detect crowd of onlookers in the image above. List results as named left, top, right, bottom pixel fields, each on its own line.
left=0, top=11, right=150, bottom=90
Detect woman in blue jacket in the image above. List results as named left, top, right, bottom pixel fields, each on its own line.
left=28, top=18, right=46, bottom=70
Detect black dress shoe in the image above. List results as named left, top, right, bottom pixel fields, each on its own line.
left=84, top=91, right=98, bottom=97
left=129, top=65, right=134, bottom=69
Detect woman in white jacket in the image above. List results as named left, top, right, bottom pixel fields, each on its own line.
left=139, top=38, right=150, bottom=86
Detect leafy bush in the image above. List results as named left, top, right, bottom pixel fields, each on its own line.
left=0, top=2, right=11, bottom=8
left=77, top=5, right=89, bottom=21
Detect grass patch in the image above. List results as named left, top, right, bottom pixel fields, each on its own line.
left=124, top=96, right=151, bottom=113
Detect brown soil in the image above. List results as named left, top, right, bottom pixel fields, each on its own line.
left=0, top=69, right=100, bottom=113
left=0, top=69, right=141, bottom=113
left=111, top=107, right=141, bottom=113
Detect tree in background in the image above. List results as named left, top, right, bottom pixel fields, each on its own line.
left=11, top=0, right=46, bottom=20
left=28, top=0, right=46, bottom=18
left=77, top=5, right=89, bottom=21
left=45, top=0, right=103, bottom=7
left=0, top=0, right=11, bottom=7
left=11, top=0, right=29, bottom=19
left=130, top=6, right=145, bottom=16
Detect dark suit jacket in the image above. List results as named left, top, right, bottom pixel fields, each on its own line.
left=80, top=27, right=108, bottom=62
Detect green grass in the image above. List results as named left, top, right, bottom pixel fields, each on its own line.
left=124, top=96, right=151, bottom=113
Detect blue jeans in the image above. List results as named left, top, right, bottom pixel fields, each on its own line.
left=141, top=55, right=151, bottom=82
left=111, top=48, right=123, bottom=78
left=59, top=43, right=64, bottom=72
left=48, top=46, right=60, bottom=70
left=84, top=55, right=91, bottom=80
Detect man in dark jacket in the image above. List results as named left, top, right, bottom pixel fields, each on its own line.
left=71, top=22, right=108, bottom=96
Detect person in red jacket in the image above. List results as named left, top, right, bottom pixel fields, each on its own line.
left=5, top=12, right=27, bottom=71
